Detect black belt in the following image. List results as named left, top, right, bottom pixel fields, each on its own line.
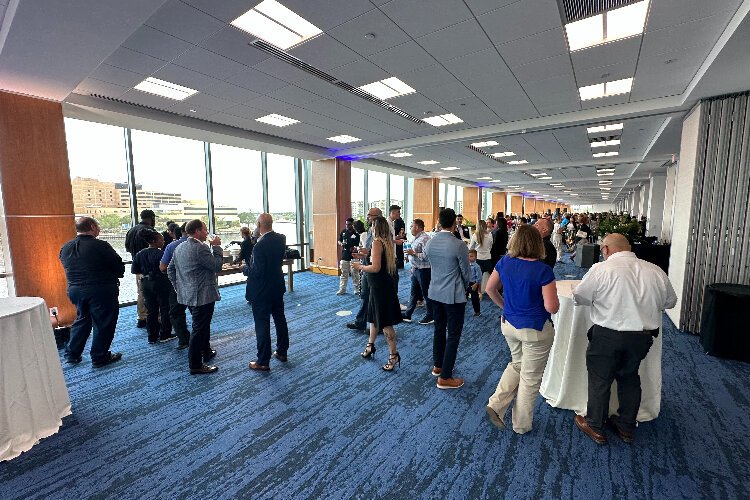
left=593, top=324, right=659, bottom=337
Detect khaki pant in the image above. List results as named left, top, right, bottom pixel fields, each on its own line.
left=488, top=319, right=555, bottom=434
left=339, top=260, right=361, bottom=294
left=135, top=274, right=148, bottom=321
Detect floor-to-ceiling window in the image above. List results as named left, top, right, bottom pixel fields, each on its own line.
left=64, top=118, right=135, bottom=302
left=439, top=182, right=446, bottom=208
left=368, top=170, right=387, bottom=214
left=266, top=153, right=298, bottom=246
left=351, top=167, right=365, bottom=222
left=446, top=184, right=456, bottom=213
left=210, top=143, right=263, bottom=285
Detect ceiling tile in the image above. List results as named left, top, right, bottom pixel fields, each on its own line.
left=390, top=93, right=444, bottom=117
left=328, top=59, right=392, bottom=86
left=399, top=64, right=459, bottom=91
left=242, top=95, right=297, bottom=113
left=220, top=104, right=268, bottom=120
left=328, top=9, right=410, bottom=56
left=182, top=0, right=255, bottom=22
left=479, top=0, right=562, bottom=46
left=512, top=53, right=573, bottom=83
left=266, top=85, right=322, bottom=107
left=123, top=26, right=194, bottom=61
left=119, top=89, right=175, bottom=110
left=574, top=60, right=637, bottom=87
left=496, top=27, right=567, bottom=67
left=465, top=0, right=519, bottom=16
left=280, top=0, right=375, bottom=31
left=145, top=0, right=226, bottom=44
left=209, top=111, right=261, bottom=130
left=368, top=41, right=435, bottom=75
left=570, top=36, right=641, bottom=74
left=225, top=68, right=288, bottom=94
left=289, top=35, right=361, bottom=70
left=88, top=64, right=146, bottom=88
left=73, top=78, right=129, bottom=99
left=199, top=26, right=272, bottom=67
left=105, top=47, right=168, bottom=76
left=167, top=102, right=218, bottom=119
left=295, top=77, right=348, bottom=99
left=647, top=0, right=741, bottom=31
left=180, top=92, right=237, bottom=111
left=173, top=47, right=248, bottom=80
left=420, top=79, right=475, bottom=104
left=641, top=11, right=733, bottom=55
left=580, top=93, right=631, bottom=110
left=416, top=19, right=493, bottom=63
left=252, top=57, right=310, bottom=83
left=443, top=47, right=514, bottom=81
left=440, top=96, right=502, bottom=127
left=153, top=64, right=222, bottom=91
left=380, top=0, right=474, bottom=38
left=204, top=81, right=261, bottom=103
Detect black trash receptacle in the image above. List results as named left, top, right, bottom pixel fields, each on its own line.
left=699, top=283, right=750, bottom=362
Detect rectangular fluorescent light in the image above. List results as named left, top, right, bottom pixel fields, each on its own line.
left=529, top=172, right=547, bottom=177
left=593, top=151, right=619, bottom=158
left=472, top=140, right=499, bottom=148
left=527, top=191, right=539, bottom=194
left=328, top=134, right=360, bottom=143
left=570, top=193, right=579, bottom=196
left=507, top=185, right=520, bottom=188
left=477, top=177, right=492, bottom=180
left=359, top=77, right=416, bottom=100
left=587, top=123, right=624, bottom=134
left=508, top=160, right=528, bottom=165
left=441, top=166, right=460, bottom=171
left=423, top=113, right=464, bottom=127
left=591, top=139, right=621, bottom=148
left=418, top=160, right=440, bottom=165
left=579, top=78, right=633, bottom=100
left=231, top=0, right=322, bottom=50
left=598, top=173, right=615, bottom=176
left=134, top=77, right=198, bottom=100
left=488, top=179, right=502, bottom=183
left=600, top=187, right=611, bottom=191
left=597, top=168, right=616, bottom=172
left=255, top=113, right=299, bottom=127
left=390, top=152, right=413, bottom=158
left=599, top=181, right=613, bottom=185
left=538, top=176, right=552, bottom=180
left=565, top=1, right=649, bottom=52
left=491, top=151, right=515, bottom=157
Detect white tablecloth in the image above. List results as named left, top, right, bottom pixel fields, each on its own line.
left=0, top=297, right=71, bottom=461
left=539, top=280, right=662, bottom=422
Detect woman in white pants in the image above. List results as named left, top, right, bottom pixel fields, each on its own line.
left=552, top=217, right=563, bottom=262
left=484, top=225, right=559, bottom=434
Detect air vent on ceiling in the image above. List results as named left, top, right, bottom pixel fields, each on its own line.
left=249, top=39, right=424, bottom=124
left=559, top=0, right=639, bottom=22
left=467, top=145, right=514, bottom=165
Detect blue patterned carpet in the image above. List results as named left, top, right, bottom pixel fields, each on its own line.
left=1, top=255, right=749, bottom=499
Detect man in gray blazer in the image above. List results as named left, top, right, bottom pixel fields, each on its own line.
left=168, top=219, right=223, bottom=375
left=425, top=208, right=471, bottom=389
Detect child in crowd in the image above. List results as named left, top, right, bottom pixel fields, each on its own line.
left=467, top=249, right=481, bottom=316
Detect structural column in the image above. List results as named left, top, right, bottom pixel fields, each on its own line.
left=646, top=173, right=667, bottom=237
left=491, top=191, right=507, bottom=216
left=0, top=91, right=77, bottom=323
left=638, top=183, right=650, bottom=220
left=311, top=158, right=351, bottom=275
left=462, top=186, right=481, bottom=225
left=413, top=178, right=439, bottom=230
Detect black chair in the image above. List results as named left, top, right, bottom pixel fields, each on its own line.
left=699, top=283, right=750, bottom=362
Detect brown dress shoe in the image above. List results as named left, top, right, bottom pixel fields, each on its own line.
left=431, top=366, right=441, bottom=376
left=190, top=364, right=218, bottom=375
left=607, top=418, right=634, bottom=443
left=248, top=361, right=270, bottom=372
left=436, top=377, right=464, bottom=389
left=273, top=351, right=288, bottom=362
left=575, top=415, right=607, bottom=445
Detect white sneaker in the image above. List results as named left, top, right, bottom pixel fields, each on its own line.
left=336, top=290, right=345, bottom=295
left=399, top=303, right=408, bottom=311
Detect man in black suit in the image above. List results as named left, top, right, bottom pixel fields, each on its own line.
left=490, top=212, right=509, bottom=269
left=454, top=214, right=470, bottom=240
left=246, top=213, right=289, bottom=372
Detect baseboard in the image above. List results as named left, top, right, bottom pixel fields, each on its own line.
left=310, top=265, right=339, bottom=276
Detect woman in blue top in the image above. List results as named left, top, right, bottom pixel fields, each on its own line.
left=484, top=225, right=559, bottom=434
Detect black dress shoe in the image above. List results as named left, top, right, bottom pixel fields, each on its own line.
left=136, top=319, right=147, bottom=328
left=203, top=349, right=217, bottom=362
left=346, top=322, right=366, bottom=331
left=92, top=352, right=123, bottom=368
left=190, top=364, right=218, bottom=375
left=176, top=342, right=189, bottom=350
left=66, top=356, right=82, bottom=365
left=273, top=351, right=288, bottom=362
left=607, top=417, right=634, bottom=443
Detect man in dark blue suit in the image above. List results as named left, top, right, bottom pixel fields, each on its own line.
left=245, top=213, right=289, bottom=372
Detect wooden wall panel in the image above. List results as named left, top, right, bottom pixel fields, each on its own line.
left=413, top=178, right=439, bottom=230
left=510, top=195, right=523, bottom=215
left=462, top=187, right=480, bottom=225
left=0, top=91, right=77, bottom=323
left=491, top=192, right=507, bottom=216
left=311, top=159, right=350, bottom=274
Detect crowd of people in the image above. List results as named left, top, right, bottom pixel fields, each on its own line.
left=57, top=203, right=676, bottom=445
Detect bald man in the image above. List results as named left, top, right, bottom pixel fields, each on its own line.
left=572, top=233, right=676, bottom=445
left=534, top=218, right=557, bottom=270
left=59, top=217, right=125, bottom=367
left=245, top=213, right=289, bottom=371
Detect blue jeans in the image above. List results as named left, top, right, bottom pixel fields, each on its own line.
left=65, top=284, right=119, bottom=363
left=404, top=267, right=433, bottom=320
left=432, top=301, right=466, bottom=379
left=252, top=295, right=289, bottom=366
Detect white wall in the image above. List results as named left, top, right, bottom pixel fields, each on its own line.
left=646, top=173, right=668, bottom=237
left=661, top=162, right=679, bottom=242
left=667, top=105, right=702, bottom=327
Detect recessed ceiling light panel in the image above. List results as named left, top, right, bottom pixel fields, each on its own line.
left=491, top=151, right=515, bottom=157
left=423, top=113, right=463, bottom=127
left=593, top=151, right=619, bottom=158
left=231, top=0, right=323, bottom=50
left=508, top=160, right=528, bottom=165
left=390, top=152, right=413, bottom=158
left=134, top=77, right=198, bottom=100
left=587, top=123, right=624, bottom=134
left=418, top=160, right=440, bottom=165
left=359, top=77, right=416, bottom=100
left=328, top=134, right=360, bottom=143
left=441, top=166, right=460, bottom=171
left=472, top=140, right=499, bottom=148
left=579, top=78, right=633, bottom=100
left=255, top=113, right=299, bottom=127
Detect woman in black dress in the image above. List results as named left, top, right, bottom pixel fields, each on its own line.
left=351, top=216, right=402, bottom=371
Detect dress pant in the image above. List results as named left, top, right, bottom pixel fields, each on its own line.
left=585, top=325, right=654, bottom=434
left=168, top=287, right=190, bottom=346
left=65, top=284, right=120, bottom=363
left=404, top=267, right=433, bottom=319
left=135, top=274, right=147, bottom=321
left=338, top=259, right=360, bottom=294
left=432, top=301, right=466, bottom=379
left=488, top=319, right=555, bottom=434
left=252, top=294, right=289, bottom=366
left=467, top=283, right=480, bottom=314
left=142, top=276, right=172, bottom=342
left=187, top=302, right=215, bottom=369
left=354, top=270, right=371, bottom=329
left=552, top=234, right=563, bottom=261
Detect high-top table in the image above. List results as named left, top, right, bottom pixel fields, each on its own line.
left=539, top=280, right=662, bottom=422
left=0, top=297, right=71, bottom=461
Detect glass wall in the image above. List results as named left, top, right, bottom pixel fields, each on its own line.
left=390, top=174, right=404, bottom=209
left=266, top=153, right=298, bottom=245
left=446, top=184, right=456, bottom=213
left=368, top=170, right=388, bottom=213
left=351, top=167, right=365, bottom=221
left=65, top=118, right=136, bottom=302
left=456, top=186, right=464, bottom=215
left=439, top=182, right=446, bottom=208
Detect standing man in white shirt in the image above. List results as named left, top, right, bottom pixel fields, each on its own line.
left=572, top=233, right=677, bottom=445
